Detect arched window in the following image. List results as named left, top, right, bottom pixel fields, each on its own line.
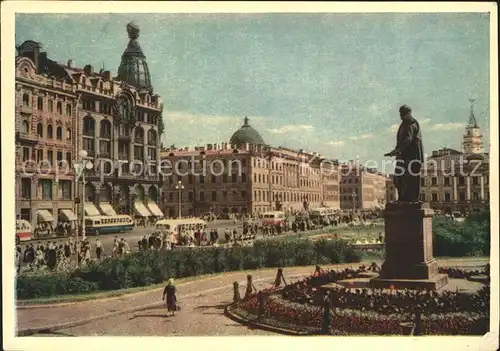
left=37, top=96, right=44, bottom=111
left=48, top=100, right=53, bottom=112
left=147, top=129, right=157, bottom=146
left=66, top=104, right=72, bottom=116
left=83, top=117, right=95, bottom=136
left=66, top=128, right=72, bottom=141
left=56, top=102, right=62, bottom=115
left=100, top=120, right=111, bottom=139
left=36, top=123, right=43, bottom=137
left=47, top=125, right=53, bottom=139
left=22, top=93, right=30, bottom=106
left=21, top=120, right=29, bottom=133
left=56, top=126, right=63, bottom=140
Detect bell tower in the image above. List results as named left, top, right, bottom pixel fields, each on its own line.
left=462, top=99, right=484, bottom=154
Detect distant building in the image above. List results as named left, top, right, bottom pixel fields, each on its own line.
left=160, top=118, right=340, bottom=217
left=420, top=100, right=489, bottom=214
left=339, top=164, right=388, bottom=210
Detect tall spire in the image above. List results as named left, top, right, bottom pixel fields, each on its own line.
left=468, top=98, right=478, bottom=128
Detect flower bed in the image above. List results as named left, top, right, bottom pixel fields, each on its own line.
left=236, top=266, right=490, bottom=335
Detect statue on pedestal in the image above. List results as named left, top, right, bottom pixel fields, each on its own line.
left=384, top=105, right=424, bottom=203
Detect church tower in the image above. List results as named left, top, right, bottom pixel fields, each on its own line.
left=462, top=99, right=484, bottom=154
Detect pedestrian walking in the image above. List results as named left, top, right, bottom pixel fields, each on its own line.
left=95, top=238, right=103, bottom=260
left=162, top=278, right=178, bottom=316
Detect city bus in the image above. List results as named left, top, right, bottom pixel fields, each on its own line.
left=155, top=218, right=207, bottom=244
left=16, top=219, right=33, bottom=242
left=261, top=211, right=286, bottom=226
left=84, top=215, right=135, bottom=235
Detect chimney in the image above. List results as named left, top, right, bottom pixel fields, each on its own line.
left=67, top=59, right=74, bottom=68
left=84, top=64, right=94, bottom=75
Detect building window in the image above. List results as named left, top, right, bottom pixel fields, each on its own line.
left=47, top=150, right=53, bottom=166
left=48, top=100, right=53, bottom=112
left=57, top=102, right=62, bottom=115
left=66, top=128, right=72, bottom=141
left=57, top=151, right=63, bottom=166
left=83, top=117, right=95, bottom=136
left=56, top=127, right=62, bottom=140
left=100, top=120, right=112, bottom=139
left=22, top=93, right=30, bottom=106
left=21, top=178, right=31, bottom=199
left=59, top=180, right=72, bottom=200
left=223, top=174, right=228, bottom=183
left=242, top=173, right=246, bottom=183
left=458, top=176, right=465, bottom=185
left=431, top=177, right=437, bottom=186
left=83, top=138, right=94, bottom=154
left=241, top=191, right=246, bottom=200
left=37, top=149, right=43, bottom=162
left=199, top=175, right=205, bottom=184
left=168, top=193, right=173, bottom=201
left=212, top=191, right=217, bottom=201
left=444, top=177, right=450, bottom=186
left=200, top=192, right=205, bottom=201
left=22, top=147, right=30, bottom=162
left=66, top=104, right=72, bottom=116
left=188, top=192, right=193, bottom=201
left=420, top=193, right=426, bottom=202
left=472, top=192, right=479, bottom=200
left=459, top=192, right=466, bottom=201
left=37, top=123, right=43, bottom=137
left=21, top=120, right=29, bottom=133
left=420, top=178, right=426, bottom=186
left=472, top=177, right=479, bottom=185
left=211, top=175, right=216, bottom=183
left=66, top=152, right=72, bottom=168
left=232, top=173, right=237, bottom=183
left=223, top=191, right=227, bottom=200
left=444, top=192, right=451, bottom=202
left=37, top=96, right=44, bottom=111
left=188, top=174, right=193, bottom=184
left=40, top=179, right=53, bottom=200
left=134, top=145, right=144, bottom=160
left=47, top=125, right=53, bottom=139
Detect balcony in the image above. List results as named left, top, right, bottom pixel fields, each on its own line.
left=19, top=106, right=33, bottom=115
left=16, top=132, right=40, bottom=144
left=134, top=137, right=144, bottom=144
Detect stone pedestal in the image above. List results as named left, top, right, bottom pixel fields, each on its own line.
left=370, top=202, right=448, bottom=290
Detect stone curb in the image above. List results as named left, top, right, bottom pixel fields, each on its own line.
left=224, top=304, right=310, bottom=336
left=17, top=301, right=162, bottom=336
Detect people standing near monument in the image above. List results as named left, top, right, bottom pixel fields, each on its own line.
left=384, top=105, right=424, bottom=202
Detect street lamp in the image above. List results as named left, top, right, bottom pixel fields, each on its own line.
left=352, top=191, right=357, bottom=213
left=175, top=180, right=184, bottom=218
left=74, top=150, right=93, bottom=264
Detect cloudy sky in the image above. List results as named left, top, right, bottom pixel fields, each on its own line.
left=16, top=13, right=490, bottom=171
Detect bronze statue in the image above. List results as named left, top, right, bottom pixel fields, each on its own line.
left=384, top=105, right=424, bottom=203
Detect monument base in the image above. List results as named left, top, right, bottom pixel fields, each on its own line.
left=370, top=273, right=448, bottom=291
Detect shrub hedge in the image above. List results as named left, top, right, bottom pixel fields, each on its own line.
left=433, top=209, right=490, bottom=257
left=16, top=238, right=361, bottom=299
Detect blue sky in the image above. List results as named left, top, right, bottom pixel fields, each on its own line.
left=16, top=13, right=490, bottom=170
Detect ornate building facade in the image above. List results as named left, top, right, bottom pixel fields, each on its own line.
left=420, top=101, right=489, bottom=214
left=15, top=41, right=78, bottom=230
left=15, top=22, right=165, bottom=234
left=339, top=164, right=389, bottom=210
left=160, top=118, right=340, bottom=217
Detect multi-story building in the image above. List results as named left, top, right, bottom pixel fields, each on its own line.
left=420, top=101, right=489, bottom=214
left=15, top=40, right=78, bottom=231
left=339, top=164, right=388, bottom=210
left=15, top=22, right=165, bottom=234
left=160, top=117, right=340, bottom=217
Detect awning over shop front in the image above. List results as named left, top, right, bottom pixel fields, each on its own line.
left=134, top=202, right=152, bottom=217
left=37, top=209, right=55, bottom=223
left=99, top=202, right=117, bottom=216
left=146, top=202, right=164, bottom=217
left=59, top=209, right=77, bottom=221
left=84, top=202, right=101, bottom=217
